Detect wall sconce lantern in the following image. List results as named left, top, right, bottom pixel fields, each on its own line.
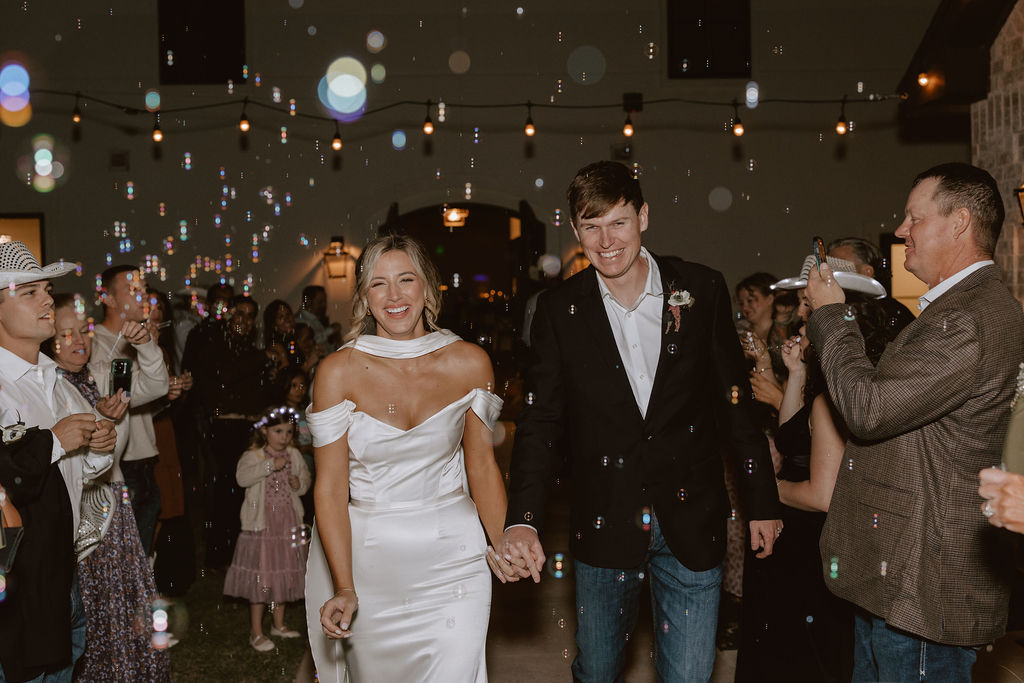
left=442, top=206, right=469, bottom=228
left=324, top=235, right=353, bottom=279
left=1016, top=183, right=1024, bottom=223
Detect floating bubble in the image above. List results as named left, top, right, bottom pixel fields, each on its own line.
left=288, top=0, right=304, bottom=7
left=646, top=42, right=658, bottom=60
left=600, top=455, right=609, bottom=467
left=638, top=506, right=651, bottom=531
left=523, top=511, right=533, bottom=522
left=370, top=63, right=386, bottom=84
left=491, top=421, right=506, bottom=447
left=880, top=561, right=888, bottom=577
left=829, top=556, right=839, bottom=579
left=729, top=385, right=740, bottom=405
left=616, top=571, right=626, bottom=582
left=843, top=306, right=855, bottom=322
left=391, top=130, right=407, bottom=151
left=525, top=392, right=534, bottom=405
left=745, top=81, right=759, bottom=109
left=534, top=177, right=544, bottom=189
left=806, top=615, right=814, bottom=623
left=445, top=617, right=456, bottom=628
left=567, top=46, right=606, bottom=85
left=872, top=513, right=879, bottom=529
left=593, top=516, right=605, bottom=529
left=289, top=524, right=312, bottom=547
left=452, top=583, right=466, bottom=599
left=366, top=30, right=386, bottom=53
left=568, top=304, right=576, bottom=315
left=678, top=489, right=687, bottom=501
left=667, top=343, right=678, bottom=355
left=547, top=552, right=567, bottom=579
left=0, top=63, right=30, bottom=100
left=708, top=186, right=733, bottom=212
left=743, top=459, right=757, bottom=474
left=448, top=50, right=471, bottom=74
left=538, top=254, right=560, bottom=277
left=144, top=89, right=161, bottom=112
left=307, top=26, right=316, bottom=36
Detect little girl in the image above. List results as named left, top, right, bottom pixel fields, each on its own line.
left=223, top=406, right=312, bottom=652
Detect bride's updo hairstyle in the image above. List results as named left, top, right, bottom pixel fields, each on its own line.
left=345, top=234, right=443, bottom=343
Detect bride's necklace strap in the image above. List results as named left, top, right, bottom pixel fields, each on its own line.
left=344, top=329, right=460, bottom=360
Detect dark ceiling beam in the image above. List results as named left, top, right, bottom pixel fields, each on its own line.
left=896, top=0, right=1018, bottom=141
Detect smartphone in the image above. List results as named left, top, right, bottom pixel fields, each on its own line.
left=110, top=358, right=132, bottom=397
left=812, top=236, right=827, bottom=272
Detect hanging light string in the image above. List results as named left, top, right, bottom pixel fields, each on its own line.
left=29, top=88, right=906, bottom=137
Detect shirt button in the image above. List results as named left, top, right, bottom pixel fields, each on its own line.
left=632, top=344, right=638, bottom=349
left=626, top=312, right=632, bottom=318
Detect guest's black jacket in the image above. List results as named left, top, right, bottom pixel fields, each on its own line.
left=506, top=254, right=780, bottom=570
left=0, top=428, right=74, bottom=682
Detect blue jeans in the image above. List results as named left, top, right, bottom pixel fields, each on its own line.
left=572, top=512, right=722, bottom=683
left=853, top=611, right=978, bottom=682
left=2, top=571, right=87, bottom=683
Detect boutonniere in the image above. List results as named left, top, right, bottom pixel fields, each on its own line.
left=1012, top=362, right=1024, bottom=410
left=665, top=287, right=694, bottom=334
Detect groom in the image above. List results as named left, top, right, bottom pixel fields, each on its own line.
left=500, top=161, right=781, bottom=682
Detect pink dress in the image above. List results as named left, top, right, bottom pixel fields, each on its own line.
left=224, top=452, right=308, bottom=603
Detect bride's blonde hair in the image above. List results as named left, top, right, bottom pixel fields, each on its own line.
left=344, top=234, right=443, bottom=343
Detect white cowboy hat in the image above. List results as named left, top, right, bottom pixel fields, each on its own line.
left=0, top=239, right=76, bottom=288
left=772, top=254, right=886, bottom=298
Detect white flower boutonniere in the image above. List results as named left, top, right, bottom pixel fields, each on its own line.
left=665, top=288, right=694, bottom=333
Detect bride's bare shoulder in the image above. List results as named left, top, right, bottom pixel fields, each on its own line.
left=444, top=341, right=493, bottom=387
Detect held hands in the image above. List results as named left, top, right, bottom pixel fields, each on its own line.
left=288, top=474, right=300, bottom=490
left=750, top=519, right=783, bottom=559
left=493, top=526, right=546, bottom=583
left=978, top=467, right=1024, bottom=534
left=320, top=588, right=358, bottom=639
left=121, top=320, right=151, bottom=346
left=805, top=262, right=845, bottom=311
left=95, top=389, right=130, bottom=421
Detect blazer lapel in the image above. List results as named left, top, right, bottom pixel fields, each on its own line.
left=575, top=267, right=644, bottom=422
left=646, top=255, right=687, bottom=423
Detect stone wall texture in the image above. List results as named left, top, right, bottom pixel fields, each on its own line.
left=973, top=0, right=1024, bottom=301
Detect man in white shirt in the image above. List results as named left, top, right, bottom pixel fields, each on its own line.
left=806, top=162, right=1024, bottom=681
left=499, top=162, right=782, bottom=682
left=88, top=265, right=170, bottom=556
left=0, top=240, right=117, bottom=682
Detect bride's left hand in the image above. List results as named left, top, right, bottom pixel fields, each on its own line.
left=320, top=590, right=358, bottom=639
left=485, top=545, right=519, bottom=584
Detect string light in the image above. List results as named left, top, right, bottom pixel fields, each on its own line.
left=422, top=100, right=434, bottom=135
left=331, top=122, right=342, bottom=151
left=731, top=101, right=744, bottom=137
left=26, top=88, right=902, bottom=143
left=239, top=97, right=250, bottom=133
left=835, top=95, right=848, bottom=136
left=524, top=102, right=535, bottom=137
left=917, top=72, right=930, bottom=87
left=151, top=114, right=163, bottom=142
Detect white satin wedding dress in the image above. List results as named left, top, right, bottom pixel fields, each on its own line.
left=304, top=330, right=502, bottom=683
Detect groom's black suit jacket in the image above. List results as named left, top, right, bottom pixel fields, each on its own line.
left=507, top=254, right=780, bottom=570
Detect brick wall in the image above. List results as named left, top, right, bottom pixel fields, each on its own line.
left=973, top=0, right=1024, bottom=301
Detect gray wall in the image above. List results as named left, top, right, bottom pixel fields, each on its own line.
left=0, top=0, right=964, bottom=331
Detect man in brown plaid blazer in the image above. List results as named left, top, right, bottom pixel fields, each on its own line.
left=805, top=162, right=1024, bottom=681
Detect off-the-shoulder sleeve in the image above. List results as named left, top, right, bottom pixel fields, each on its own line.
left=306, top=400, right=355, bottom=447
left=469, top=389, right=503, bottom=432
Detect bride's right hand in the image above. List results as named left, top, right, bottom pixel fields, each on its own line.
left=319, top=590, right=358, bottom=639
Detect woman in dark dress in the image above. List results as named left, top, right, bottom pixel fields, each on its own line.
left=736, top=282, right=890, bottom=682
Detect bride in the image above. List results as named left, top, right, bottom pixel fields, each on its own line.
left=304, top=234, right=513, bottom=682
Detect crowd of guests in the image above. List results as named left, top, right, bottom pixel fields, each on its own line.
left=0, top=260, right=340, bottom=680
left=4, top=160, right=1024, bottom=683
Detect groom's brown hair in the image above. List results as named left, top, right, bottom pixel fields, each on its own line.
left=567, top=160, right=645, bottom=227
